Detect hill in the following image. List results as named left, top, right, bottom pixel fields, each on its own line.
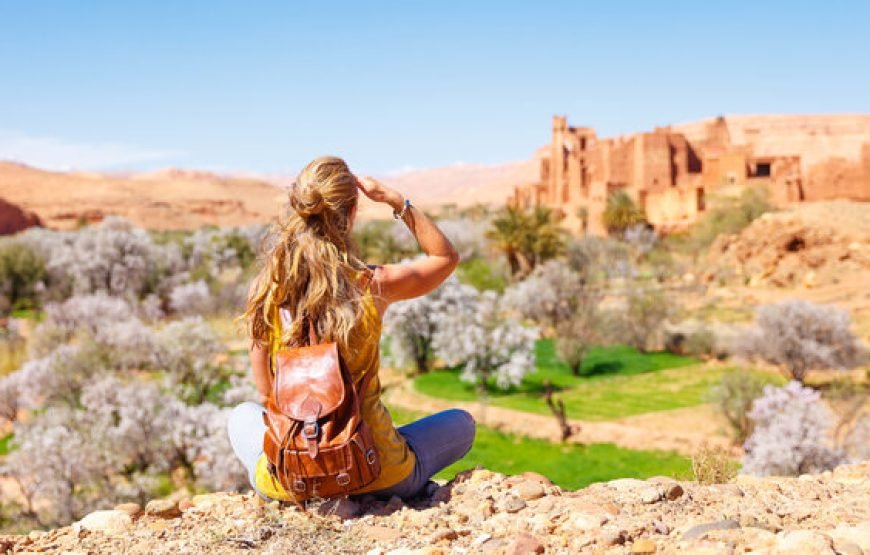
left=3, top=463, right=866, bottom=554
left=0, top=162, right=286, bottom=230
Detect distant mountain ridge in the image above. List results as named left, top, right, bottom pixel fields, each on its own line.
left=0, top=157, right=537, bottom=230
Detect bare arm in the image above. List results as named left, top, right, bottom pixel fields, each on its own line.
left=249, top=342, right=271, bottom=404
left=356, top=176, right=460, bottom=309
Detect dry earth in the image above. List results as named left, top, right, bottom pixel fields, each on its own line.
left=3, top=463, right=867, bottom=554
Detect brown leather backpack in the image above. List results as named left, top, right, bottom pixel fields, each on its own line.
left=262, top=305, right=381, bottom=501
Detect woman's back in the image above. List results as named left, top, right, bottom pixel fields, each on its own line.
left=254, top=272, right=416, bottom=501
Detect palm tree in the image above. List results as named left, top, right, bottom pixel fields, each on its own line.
left=487, top=206, right=565, bottom=278
left=602, top=190, right=646, bottom=237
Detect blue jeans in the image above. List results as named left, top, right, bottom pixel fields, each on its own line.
left=227, top=402, right=476, bottom=500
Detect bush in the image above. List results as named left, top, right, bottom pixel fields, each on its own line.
left=0, top=240, right=46, bottom=313
left=169, top=280, right=215, bottom=316
left=353, top=220, right=417, bottom=264
left=457, top=257, right=508, bottom=293
left=684, top=329, right=717, bottom=359
left=676, top=186, right=773, bottom=255
left=742, top=381, right=845, bottom=476
left=619, top=288, right=672, bottom=353
left=739, top=300, right=863, bottom=383
left=504, top=259, right=593, bottom=331
left=708, top=370, right=770, bottom=442
left=691, top=445, right=739, bottom=484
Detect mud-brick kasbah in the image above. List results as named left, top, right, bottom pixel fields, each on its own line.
left=511, top=114, right=870, bottom=235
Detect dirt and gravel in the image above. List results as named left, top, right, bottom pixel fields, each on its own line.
left=3, top=463, right=866, bottom=554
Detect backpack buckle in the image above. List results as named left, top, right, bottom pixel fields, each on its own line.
left=336, top=473, right=351, bottom=486
left=302, top=421, right=319, bottom=439
left=293, top=479, right=306, bottom=492
left=366, top=448, right=377, bottom=465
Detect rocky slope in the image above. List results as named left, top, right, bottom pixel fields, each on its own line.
left=705, top=201, right=870, bottom=289
left=3, top=463, right=867, bottom=554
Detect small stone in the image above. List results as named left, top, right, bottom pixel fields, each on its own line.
left=570, top=513, right=608, bottom=530
left=682, top=520, right=741, bottom=540
left=430, top=528, right=458, bottom=543
left=113, top=502, right=142, bottom=519
left=631, top=538, right=657, bottom=553
left=501, top=496, right=527, bottom=513
left=365, top=525, right=404, bottom=541
left=72, top=510, right=133, bottom=535
left=145, top=499, right=181, bottom=519
left=600, top=527, right=627, bottom=546
left=833, top=542, right=864, bottom=555
left=513, top=480, right=546, bottom=501
left=652, top=520, right=670, bottom=535
left=665, top=484, right=684, bottom=500
left=508, top=532, right=545, bottom=554
left=775, top=530, right=834, bottom=554
left=640, top=487, right=662, bottom=504
left=317, top=496, right=360, bottom=520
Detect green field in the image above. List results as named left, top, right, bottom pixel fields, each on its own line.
left=386, top=405, right=692, bottom=490
left=415, top=340, right=770, bottom=421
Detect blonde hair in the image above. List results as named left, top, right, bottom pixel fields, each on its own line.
left=244, top=156, right=368, bottom=354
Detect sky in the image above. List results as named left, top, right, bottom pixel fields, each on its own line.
left=1, top=1, right=868, bottom=175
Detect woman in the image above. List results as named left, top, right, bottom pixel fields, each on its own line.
left=228, top=156, right=475, bottom=502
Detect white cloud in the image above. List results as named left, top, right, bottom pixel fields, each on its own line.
left=0, top=132, right=183, bottom=171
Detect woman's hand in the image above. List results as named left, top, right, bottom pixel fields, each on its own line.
left=356, top=176, right=404, bottom=211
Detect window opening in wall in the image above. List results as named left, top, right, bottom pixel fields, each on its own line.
left=755, top=163, right=771, bottom=177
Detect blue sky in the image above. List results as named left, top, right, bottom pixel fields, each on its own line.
left=1, top=1, right=868, bottom=175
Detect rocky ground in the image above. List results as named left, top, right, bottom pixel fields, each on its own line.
left=2, top=463, right=867, bottom=554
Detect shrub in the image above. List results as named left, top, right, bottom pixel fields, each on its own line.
left=169, top=280, right=214, bottom=316
left=435, top=217, right=491, bottom=261
left=0, top=240, right=46, bottom=313
left=456, top=258, right=509, bottom=293
left=566, top=235, right=637, bottom=282
left=504, top=259, right=593, bottom=331
left=677, top=186, right=773, bottom=256
left=684, top=328, right=717, bottom=359
left=739, top=300, right=863, bottom=383
left=691, top=445, right=739, bottom=484
left=742, top=381, right=845, bottom=476
left=554, top=309, right=600, bottom=376
left=708, top=370, right=770, bottom=442
left=353, top=220, right=417, bottom=264
left=152, top=317, right=226, bottom=404
left=620, top=287, right=672, bottom=352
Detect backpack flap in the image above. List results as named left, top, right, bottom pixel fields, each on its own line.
left=273, top=342, right=347, bottom=458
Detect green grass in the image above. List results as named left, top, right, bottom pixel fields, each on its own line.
left=0, top=433, right=13, bottom=456
left=415, top=341, right=730, bottom=420
left=386, top=405, right=692, bottom=490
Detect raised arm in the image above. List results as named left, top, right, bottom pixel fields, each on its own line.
left=356, top=176, right=459, bottom=309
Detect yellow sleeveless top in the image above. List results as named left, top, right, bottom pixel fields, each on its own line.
left=253, top=278, right=416, bottom=501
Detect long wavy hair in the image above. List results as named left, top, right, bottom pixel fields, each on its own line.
left=244, top=156, right=369, bottom=354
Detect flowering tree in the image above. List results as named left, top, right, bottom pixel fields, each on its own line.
left=739, top=300, right=863, bottom=383
left=504, top=259, right=592, bottom=330
left=382, top=276, right=479, bottom=373
left=742, top=381, right=845, bottom=476
left=434, top=290, right=538, bottom=391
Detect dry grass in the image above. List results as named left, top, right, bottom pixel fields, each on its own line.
left=691, top=445, right=740, bottom=485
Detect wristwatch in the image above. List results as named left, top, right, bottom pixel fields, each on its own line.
left=393, top=198, right=411, bottom=220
